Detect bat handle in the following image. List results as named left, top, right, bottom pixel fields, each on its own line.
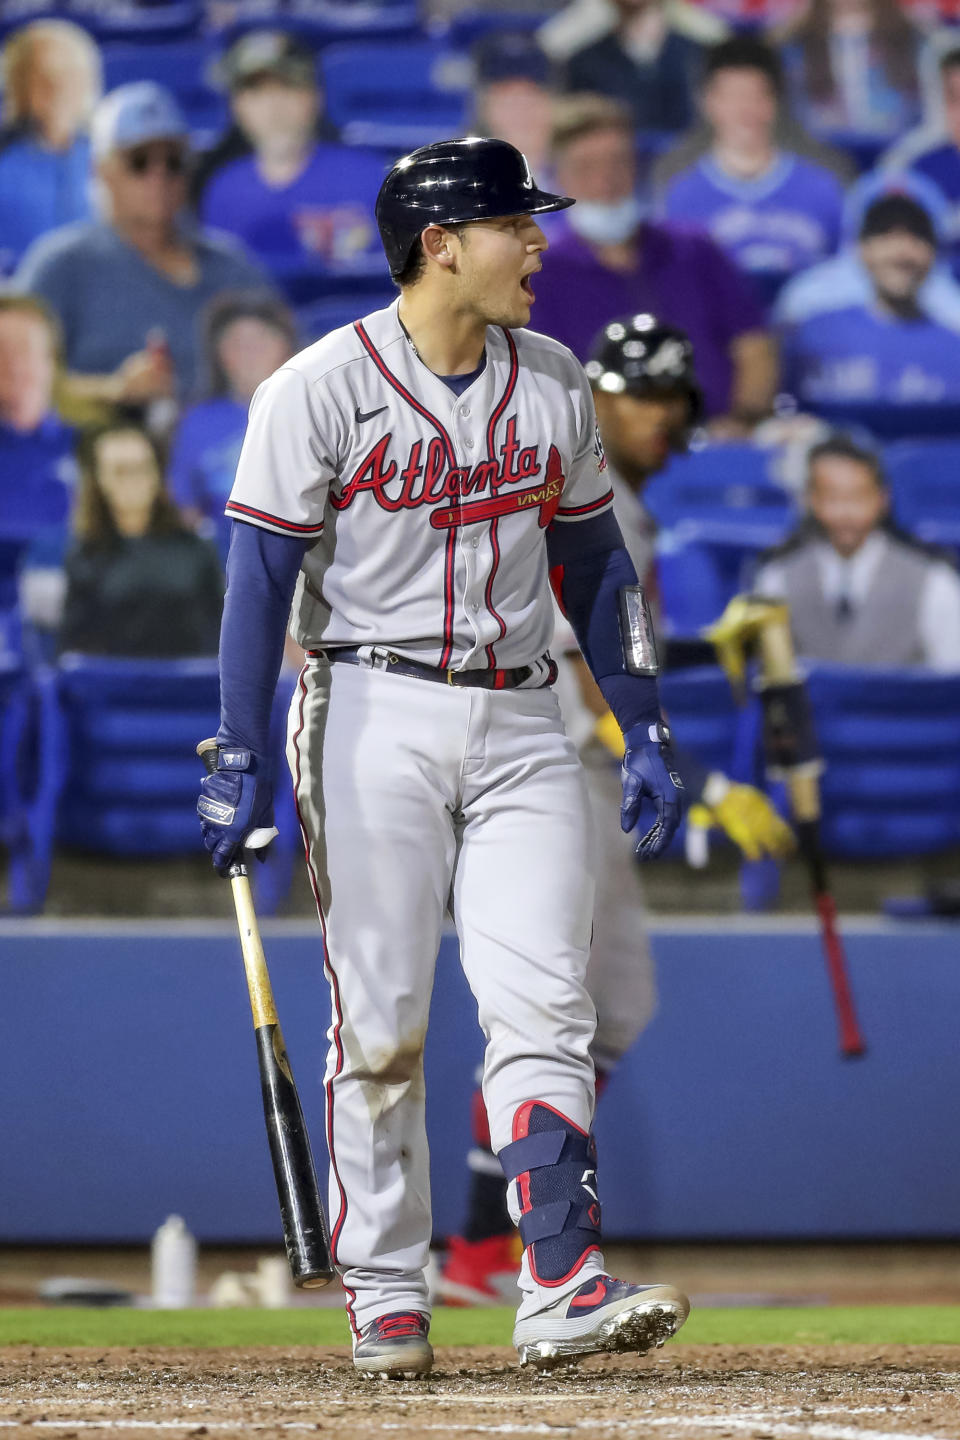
left=197, top=738, right=248, bottom=880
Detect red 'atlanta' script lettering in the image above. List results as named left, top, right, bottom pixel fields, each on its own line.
left=332, top=417, right=546, bottom=515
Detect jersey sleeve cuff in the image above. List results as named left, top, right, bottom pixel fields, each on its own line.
left=551, top=490, right=615, bottom=522
left=224, top=500, right=325, bottom=538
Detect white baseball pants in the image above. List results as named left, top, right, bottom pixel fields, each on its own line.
left=580, top=742, right=657, bottom=1072
left=287, top=654, right=602, bottom=1335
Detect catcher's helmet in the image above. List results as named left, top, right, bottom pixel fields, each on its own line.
left=376, top=136, right=573, bottom=279
left=585, top=315, right=704, bottom=428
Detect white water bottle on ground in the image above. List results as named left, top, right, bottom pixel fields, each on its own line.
left=151, top=1215, right=197, bottom=1308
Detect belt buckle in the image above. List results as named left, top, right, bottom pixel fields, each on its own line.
left=446, top=668, right=455, bottom=686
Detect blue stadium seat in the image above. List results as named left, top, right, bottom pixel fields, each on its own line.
left=660, top=665, right=741, bottom=778
left=72, top=2, right=203, bottom=40
left=804, top=663, right=960, bottom=858
left=643, top=445, right=795, bottom=531
left=272, top=256, right=392, bottom=310
left=296, top=289, right=396, bottom=342
left=884, top=440, right=960, bottom=558
left=0, top=653, right=34, bottom=913
left=25, top=656, right=298, bottom=913
left=444, top=9, right=546, bottom=46
left=655, top=665, right=743, bottom=860
left=808, top=401, right=960, bottom=443
left=320, top=39, right=472, bottom=150
left=101, top=38, right=227, bottom=144
left=215, top=2, right=420, bottom=47
left=644, top=446, right=797, bottom=634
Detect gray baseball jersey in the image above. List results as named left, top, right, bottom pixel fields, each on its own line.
left=225, top=297, right=613, bottom=668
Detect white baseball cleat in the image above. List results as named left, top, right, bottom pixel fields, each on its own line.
left=513, top=1275, right=690, bottom=1369
left=352, top=1311, right=434, bottom=1378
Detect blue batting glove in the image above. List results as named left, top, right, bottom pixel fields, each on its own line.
left=621, top=721, right=684, bottom=861
left=197, top=746, right=277, bottom=876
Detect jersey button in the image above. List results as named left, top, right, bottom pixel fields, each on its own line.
left=472, top=602, right=479, bottom=612
left=464, top=437, right=474, bottom=449
left=460, top=405, right=471, bottom=417
left=472, top=537, right=479, bottom=548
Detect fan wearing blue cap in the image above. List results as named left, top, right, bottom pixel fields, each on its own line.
left=197, top=29, right=386, bottom=301
left=14, top=81, right=270, bottom=410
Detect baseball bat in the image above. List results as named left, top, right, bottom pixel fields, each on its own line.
left=198, top=739, right=334, bottom=1288
left=753, top=615, right=867, bottom=1060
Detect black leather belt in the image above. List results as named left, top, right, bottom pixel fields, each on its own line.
left=313, top=646, right=535, bottom=690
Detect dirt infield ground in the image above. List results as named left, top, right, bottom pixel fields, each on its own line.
left=2, top=1344, right=960, bottom=1440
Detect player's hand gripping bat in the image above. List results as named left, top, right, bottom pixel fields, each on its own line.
left=198, top=739, right=334, bottom=1287
left=704, top=599, right=866, bottom=1059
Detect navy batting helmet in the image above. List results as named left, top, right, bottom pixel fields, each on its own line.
left=585, top=315, right=704, bottom=428
left=376, top=136, right=573, bottom=279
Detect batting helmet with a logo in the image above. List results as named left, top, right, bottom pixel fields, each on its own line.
left=376, top=136, right=573, bottom=279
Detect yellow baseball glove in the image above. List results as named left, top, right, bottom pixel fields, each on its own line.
left=690, top=773, right=794, bottom=861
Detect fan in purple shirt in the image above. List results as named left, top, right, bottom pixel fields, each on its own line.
left=530, top=95, right=776, bottom=428
left=660, top=38, right=845, bottom=312
left=198, top=30, right=386, bottom=303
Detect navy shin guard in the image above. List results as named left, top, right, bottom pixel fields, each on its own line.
left=498, top=1102, right=601, bottom=1286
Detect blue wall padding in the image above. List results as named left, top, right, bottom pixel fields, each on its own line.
left=1, top=923, right=958, bottom=1241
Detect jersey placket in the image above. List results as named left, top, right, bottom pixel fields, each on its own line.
left=451, top=393, right=501, bottom=668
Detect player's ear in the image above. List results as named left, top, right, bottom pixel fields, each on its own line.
left=421, top=224, right=457, bottom=271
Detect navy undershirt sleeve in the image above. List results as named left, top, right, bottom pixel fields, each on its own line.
left=217, top=520, right=308, bottom=763
left=546, top=512, right=661, bottom=734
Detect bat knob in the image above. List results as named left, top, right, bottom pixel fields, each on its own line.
left=197, top=738, right=219, bottom=777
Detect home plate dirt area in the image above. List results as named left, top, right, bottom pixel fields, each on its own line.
left=2, top=1346, right=960, bottom=1440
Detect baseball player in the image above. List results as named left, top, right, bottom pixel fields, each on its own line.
left=439, top=317, right=795, bottom=1306
left=198, top=138, right=691, bottom=1376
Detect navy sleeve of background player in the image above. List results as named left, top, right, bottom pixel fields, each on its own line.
left=218, top=521, right=307, bottom=761
left=546, top=511, right=661, bottom=732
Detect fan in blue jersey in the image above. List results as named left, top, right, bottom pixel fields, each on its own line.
left=0, top=20, right=100, bottom=277
left=0, top=296, right=75, bottom=620
left=775, top=170, right=960, bottom=332
left=781, top=194, right=960, bottom=410
left=168, top=291, right=297, bottom=562
left=660, top=38, right=845, bottom=312
left=199, top=30, right=387, bottom=303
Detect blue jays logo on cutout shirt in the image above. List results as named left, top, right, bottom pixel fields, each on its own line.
left=661, top=154, right=845, bottom=310
left=200, top=142, right=388, bottom=299
left=783, top=303, right=960, bottom=406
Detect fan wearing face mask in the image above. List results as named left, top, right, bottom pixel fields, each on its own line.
left=528, top=95, right=778, bottom=435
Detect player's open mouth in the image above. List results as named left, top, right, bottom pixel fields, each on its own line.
left=520, top=267, right=540, bottom=301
